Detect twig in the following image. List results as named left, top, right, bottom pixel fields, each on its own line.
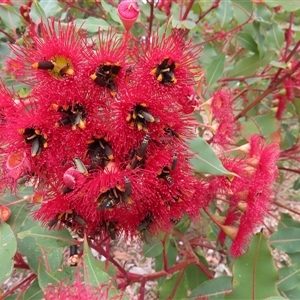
left=139, top=276, right=147, bottom=300
left=274, top=200, right=300, bottom=216
left=0, top=273, right=36, bottom=299
left=89, top=240, right=128, bottom=278
left=167, top=268, right=185, bottom=300
left=147, top=0, right=155, bottom=40
left=196, top=0, right=220, bottom=23
left=235, top=61, right=300, bottom=120
left=0, top=28, right=16, bottom=43
left=181, top=0, right=195, bottom=21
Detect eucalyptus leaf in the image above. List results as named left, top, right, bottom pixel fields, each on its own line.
left=0, top=223, right=17, bottom=285
left=189, top=276, right=232, bottom=299
left=83, top=236, right=110, bottom=286
left=18, top=225, right=74, bottom=248
left=216, top=0, right=233, bottom=27
left=206, top=53, right=225, bottom=87
left=74, top=18, right=109, bottom=32
left=188, top=137, right=235, bottom=175
left=226, top=233, right=280, bottom=299
left=143, top=237, right=163, bottom=258
left=270, top=228, right=300, bottom=253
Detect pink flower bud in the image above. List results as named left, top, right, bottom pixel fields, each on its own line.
left=0, top=205, right=11, bottom=222
left=63, top=167, right=85, bottom=189
left=117, top=0, right=139, bottom=31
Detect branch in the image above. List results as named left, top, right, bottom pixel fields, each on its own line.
left=89, top=239, right=128, bottom=278
left=274, top=200, right=300, bottom=216
left=269, top=39, right=300, bottom=87
left=147, top=0, right=155, bottom=40
left=235, top=61, right=300, bottom=120
left=0, top=273, right=36, bottom=299
left=181, top=0, right=195, bottom=21
left=196, top=0, right=221, bottom=23
left=0, top=28, right=16, bottom=43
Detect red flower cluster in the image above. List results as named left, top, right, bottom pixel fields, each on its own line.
left=44, top=274, right=122, bottom=300
left=208, top=135, right=280, bottom=256
left=210, top=89, right=236, bottom=146
left=1, top=20, right=205, bottom=241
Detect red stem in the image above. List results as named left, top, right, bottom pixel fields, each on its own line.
left=89, top=240, right=128, bottom=278
left=181, top=0, right=195, bottom=21
left=0, top=28, right=16, bottom=43
left=269, top=40, right=300, bottom=88
left=65, top=2, right=102, bottom=18
left=123, top=258, right=197, bottom=285
left=13, top=263, right=30, bottom=270
left=274, top=201, right=300, bottom=216
left=196, top=0, right=220, bottom=23
left=278, top=167, right=300, bottom=174
left=0, top=273, right=36, bottom=299
left=235, top=61, right=300, bottom=120
left=167, top=268, right=185, bottom=300
left=147, top=0, right=155, bottom=41
left=162, top=233, right=168, bottom=271
left=283, top=12, right=294, bottom=61
left=138, top=276, right=147, bottom=300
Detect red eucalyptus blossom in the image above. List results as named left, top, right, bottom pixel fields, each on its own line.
left=213, top=135, right=280, bottom=256
left=133, top=29, right=203, bottom=99
left=7, top=19, right=90, bottom=98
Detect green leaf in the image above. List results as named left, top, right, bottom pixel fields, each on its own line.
left=226, top=233, right=280, bottom=299
left=265, top=0, right=300, bottom=12
left=278, top=263, right=300, bottom=292
left=206, top=53, right=225, bottom=87
left=270, top=61, right=288, bottom=69
left=185, top=264, right=209, bottom=291
left=159, top=271, right=189, bottom=300
left=155, top=236, right=178, bottom=286
left=188, top=137, right=235, bottom=175
left=231, top=0, right=253, bottom=24
left=236, top=32, right=259, bottom=54
left=23, top=278, right=43, bottom=300
left=174, top=214, right=191, bottom=234
left=38, top=264, right=74, bottom=290
left=18, top=225, right=74, bottom=247
left=216, top=0, right=233, bottom=27
left=6, top=200, right=29, bottom=234
left=0, top=5, right=21, bottom=30
left=228, top=54, right=271, bottom=78
left=266, top=23, right=285, bottom=50
left=189, top=276, right=232, bottom=299
left=143, top=237, right=163, bottom=257
left=39, top=0, right=62, bottom=17
left=74, top=18, right=109, bottom=32
left=18, top=217, right=63, bottom=273
left=293, top=178, right=300, bottom=191
left=281, top=285, right=300, bottom=299
left=101, top=1, right=122, bottom=24
left=293, top=98, right=300, bottom=124
left=270, top=228, right=300, bottom=253
left=29, top=0, right=47, bottom=23
left=240, top=113, right=280, bottom=139
left=278, top=213, right=300, bottom=230
left=83, top=236, right=110, bottom=286
left=288, top=253, right=300, bottom=264
left=172, top=18, right=196, bottom=30
left=0, top=223, right=17, bottom=285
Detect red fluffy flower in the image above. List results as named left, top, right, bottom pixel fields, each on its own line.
left=213, top=135, right=280, bottom=256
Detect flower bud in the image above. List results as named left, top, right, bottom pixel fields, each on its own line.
left=63, top=167, right=85, bottom=189
left=117, top=0, right=139, bottom=31
left=220, top=224, right=238, bottom=241
left=0, top=205, right=11, bottom=222
left=237, top=200, right=247, bottom=212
